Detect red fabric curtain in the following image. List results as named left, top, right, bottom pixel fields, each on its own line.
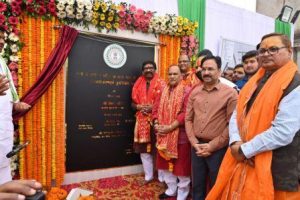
left=13, top=25, right=78, bottom=121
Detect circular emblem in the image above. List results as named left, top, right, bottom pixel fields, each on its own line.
left=103, top=44, right=127, bottom=69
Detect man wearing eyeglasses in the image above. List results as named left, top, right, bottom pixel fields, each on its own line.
left=207, top=33, right=300, bottom=200
left=235, top=50, right=259, bottom=89
left=178, top=54, right=199, bottom=87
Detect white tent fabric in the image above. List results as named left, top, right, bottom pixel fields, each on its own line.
left=205, top=0, right=275, bottom=55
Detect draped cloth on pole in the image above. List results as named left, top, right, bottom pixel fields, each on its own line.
left=13, top=25, right=78, bottom=121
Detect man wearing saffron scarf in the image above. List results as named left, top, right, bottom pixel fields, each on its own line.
left=153, top=65, right=191, bottom=200
left=185, top=55, right=237, bottom=200
left=178, top=54, right=199, bottom=87
left=206, top=33, right=300, bottom=200
left=132, top=61, right=165, bottom=185
left=0, top=30, right=31, bottom=184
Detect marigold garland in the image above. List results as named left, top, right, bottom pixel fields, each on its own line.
left=19, top=15, right=62, bottom=187
left=1, top=0, right=198, bottom=189
left=159, top=35, right=181, bottom=80
left=46, top=187, right=68, bottom=200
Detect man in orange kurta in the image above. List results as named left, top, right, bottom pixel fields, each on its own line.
left=206, top=33, right=300, bottom=200
left=132, top=61, right=165, bottom=184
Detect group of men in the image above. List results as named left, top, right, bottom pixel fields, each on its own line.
left=132, top=32, right=300, bottom=200
left=132, top=49, right=238, bottom=199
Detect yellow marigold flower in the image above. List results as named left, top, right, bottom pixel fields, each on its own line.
left=108, top=11, right=114, bottom=16
left=177, top=20, right=183, bottom=26
left=92, top=12, right=99, bottom=18
left=113, top=23, right=120, bottom=28
left=108, top=16, right=114, bottom=22
left=181, top=31, right=186, bottom=36
left=100, top=2, right=106, bottom=8
left=101, top=4, right=108, bottom=12
left=183, top=25, right=188, bottom=30
left=100, top=21, right=105, bottom=27
left=100, top=14, right=105, bottom=20
left=106, top=23, right=112, bottom=29
left=194, top=21, right=199, bottom=28
left=111, top=4, right=117, bottom=10
left=93, top=2, right=100, bottom=11
left=183, top=18, right=189, bottom=24
left=92, top=19, right=98, bottom=25
left=117, top=5, right=122, bottom=11
left=177, top=26, right=182, bottom=32
left=177, top=16, right=183, bottom=21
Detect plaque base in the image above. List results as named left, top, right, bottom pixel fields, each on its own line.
left=62, top=164, right=143, bottom=185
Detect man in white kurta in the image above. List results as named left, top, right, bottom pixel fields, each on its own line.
left=0, top=56, right=18, bottom=184
left=0, top=33, right=30, bottom=184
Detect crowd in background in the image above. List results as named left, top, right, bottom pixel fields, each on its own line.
left=132, top=32, right=300, bottom=200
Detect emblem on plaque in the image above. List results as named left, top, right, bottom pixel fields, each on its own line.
left=103, top=44, right=127, bottom=69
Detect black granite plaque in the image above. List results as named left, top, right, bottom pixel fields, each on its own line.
left=66, top=34, right=154, bottom=172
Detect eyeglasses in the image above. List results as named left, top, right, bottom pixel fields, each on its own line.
left=179, top=60, right=190, bottom=63
left=257, top=46, right=287, bottom=56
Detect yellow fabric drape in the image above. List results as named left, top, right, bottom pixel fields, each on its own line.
left=19, top=15, right=65, bottom=187
left=158, top=35, right=181, bottom=80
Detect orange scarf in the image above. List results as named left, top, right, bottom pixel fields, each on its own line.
left=206, top=60, right=298, bottom=200
left=132, top=73, right=165, bottom=143
left=182, top=70, right=200, bottom=87
left=156, top=83, right=185, bottom=160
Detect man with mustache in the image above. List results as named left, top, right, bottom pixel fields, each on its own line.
left=185, top=55, right=237, bottom=200
left=195, top=49, right=238, bottom=89
left=207, top=33, right=300, bottom=200
left=132, top=61, right=165, bottom=185
left=153, top=64, right=191, bottom=200
left=0, top=29, right=31, bottom=184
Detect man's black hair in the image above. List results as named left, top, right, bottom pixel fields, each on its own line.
left=141, top=61, right=156, bottom=71
left=242, top=50, right=258, bottom=63
left=234, top=64, right=244, bottom=70
left=197, top=49, right=213, bottom=58
left=201, top=55, right=222, bottom=69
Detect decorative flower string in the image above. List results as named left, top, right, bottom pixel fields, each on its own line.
left=1, top=0, right=198, bottom=88
left=1, top=0, right=199, bottom=186
left=118, top=3, right=154, bottom=33
left=180, top=35, right=199, bottom=67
